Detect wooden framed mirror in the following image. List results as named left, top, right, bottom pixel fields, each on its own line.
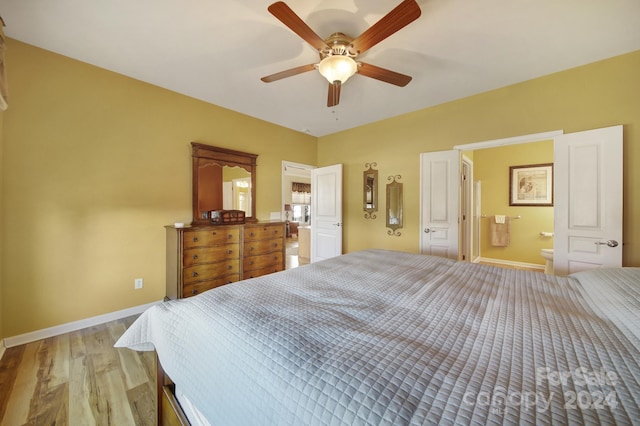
left=363, top=162, right=378, bottom=219
left=191, top=142, right=257, bottom=226
left=386, top=175, right=403, bottom=236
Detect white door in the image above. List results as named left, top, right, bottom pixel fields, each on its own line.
left=420, top=150, right=460, bottom=259
left=554, top=125, right=623, bottom=275
left=311, top=164, right=343, bottom=262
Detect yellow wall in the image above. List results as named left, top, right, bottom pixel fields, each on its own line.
left=1, top=39, right=316, bottom=337
left=2, top=38, right=639, bottom=340
left=472, top=141, right=554, bottom=264
left=318, top=50, right=640, bottom=266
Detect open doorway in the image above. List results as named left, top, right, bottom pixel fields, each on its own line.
left=421, top=130, right=561, bottom=267
left=282, top=161, right=315, bottom=269
left=462, top=141, right=554, bottom=270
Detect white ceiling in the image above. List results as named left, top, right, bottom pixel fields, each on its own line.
left=3, top=0, right=640, bottom=137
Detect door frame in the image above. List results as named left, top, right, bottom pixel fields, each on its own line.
left=461, top=155, right=473, bottom=262
left=441, top=130, right=564, bottom=260
left=282, top=161, right=315, bottom=221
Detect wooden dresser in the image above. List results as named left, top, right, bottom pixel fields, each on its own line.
left=243, top=223, right=286, bottom=279
left=166, top=222, right=285, bottom=299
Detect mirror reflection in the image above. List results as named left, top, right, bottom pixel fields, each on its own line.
left=363, top=162, right=378, bottom=219
left=386, top=175, right=403, bottom=236
left=192, top=143, right=257, bottom=225
left=197, top=163, right=251, bottom=218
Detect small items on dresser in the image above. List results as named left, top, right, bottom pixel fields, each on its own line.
left=210, top=209, right=246, bottom=225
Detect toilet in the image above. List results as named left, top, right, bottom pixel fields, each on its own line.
left=541, top=249, right=554, bottom=274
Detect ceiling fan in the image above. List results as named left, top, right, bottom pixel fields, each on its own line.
left=261, top=0, right=422, bottom=107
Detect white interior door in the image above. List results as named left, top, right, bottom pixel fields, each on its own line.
left=420, top=150, right=460, bottom=259
left=554, top=125, right=623, bottom=275
left=311, top=164, right=343, bottom=262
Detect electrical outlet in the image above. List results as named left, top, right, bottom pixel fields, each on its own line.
left=134, top=278, right=143, bottom=289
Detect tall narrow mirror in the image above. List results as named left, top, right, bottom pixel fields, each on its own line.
left=363, top=162, right=378, bottom=219
left=386, top=175, right=403, bottom=236
left=191, top=143, right=257, bottom=225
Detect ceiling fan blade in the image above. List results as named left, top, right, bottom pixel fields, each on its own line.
left=351, top=0, right=421, bottom=55
left=358, top=62, right=412, bottom=87
left=327, top=82, right=341, bottom=107
left=261, top=64, right=316, bottom=83
left=268, top=2, right=328, bottom=51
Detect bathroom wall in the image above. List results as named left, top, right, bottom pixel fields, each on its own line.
left=472, top=140, right=554, bottom=265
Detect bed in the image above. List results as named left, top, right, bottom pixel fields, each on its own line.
left=115, top=249, right=640, bottom=425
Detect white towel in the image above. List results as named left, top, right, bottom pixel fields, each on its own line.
left=494, top=215, right=506, bottom=224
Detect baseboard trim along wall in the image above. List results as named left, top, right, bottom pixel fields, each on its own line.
left=2, top=300, right=162, bottom=350
left=474, top=257, right=545, bottom=271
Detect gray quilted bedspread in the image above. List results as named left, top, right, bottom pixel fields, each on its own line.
left=115, top=249, right=640, bottom=425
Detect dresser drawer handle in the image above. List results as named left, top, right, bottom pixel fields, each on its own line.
left=249, top=247, right=254, bottom=251
left=273, top=243, right=278, bottom=247
left=227, top=265, right=233, bottom=270
left=192, top=254, right=199, bottom=260
left=250, top=232, right=255, bottom=237
left=191, top=289, right=198, bottom=295
left=192, top=272, right=199, bottom=277
left=249, top=261, right=254, bottom=265
left=227, top=250, right=233, bottom=254
left=192, top=237, right=199, bottom=242
left=228, top=234, right=233, bottom=239
left=211, top=231, right=217, bottom=236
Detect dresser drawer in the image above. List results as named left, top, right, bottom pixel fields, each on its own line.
left=244, top=252, right=283, bottom=272
left=183, top=244, right=240, bottom=267
left=183, top=260, right=240, bottom=284
left=184, top=227, right=240, bottom=248
left=244, top=264, right=284, bottom=279
left=244, top=224, right=284, bottom=241
left=182, top=274, right=240, bottom=297
left=244, top=238, right=283, bottom=257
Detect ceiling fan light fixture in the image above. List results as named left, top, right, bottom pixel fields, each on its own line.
left=318, top=55, right=358, bottom=84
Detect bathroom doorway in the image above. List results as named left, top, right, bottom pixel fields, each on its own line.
left=462, top=140, right=554, bottom=270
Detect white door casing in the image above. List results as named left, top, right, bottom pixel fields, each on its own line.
left=554, top=125, right=623, bottom=275
left=311, top=164, right=343, bottom=262
left=420, top=150, right=460, bottom=259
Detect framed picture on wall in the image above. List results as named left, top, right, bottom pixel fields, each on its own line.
left=509, top=163, right=553, bottom=206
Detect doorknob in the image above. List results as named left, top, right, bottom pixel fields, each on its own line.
left=595, top=240, right=619, bottom=248
left=334, top=222, right=342, bottom=227
left=424, top=228, right=430, bottom=233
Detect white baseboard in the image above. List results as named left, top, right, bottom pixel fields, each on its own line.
left=475, top=256, right=544, bottom=271
left=2, top=300, right=162, bottom=350
left=0, top=342, right=5, bottom=361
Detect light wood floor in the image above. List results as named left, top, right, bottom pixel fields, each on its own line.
left=0, top=241, right=306, bottom=426
left=0, top=316, right=155, bottom=426
left=285, top=236, right=309, bottom=269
